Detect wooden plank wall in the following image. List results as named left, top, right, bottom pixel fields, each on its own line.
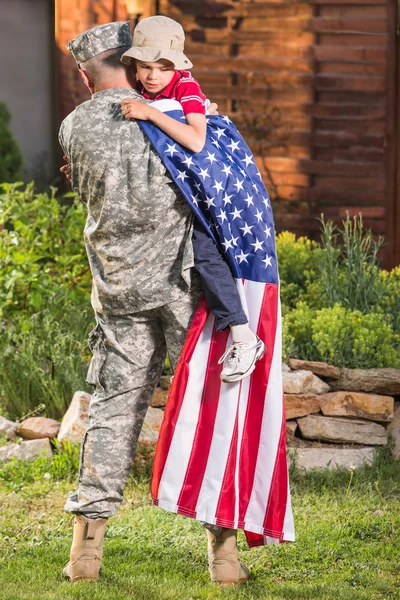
left=160, top=0, right=399, bottom=266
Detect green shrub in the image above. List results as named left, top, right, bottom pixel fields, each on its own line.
left=0, top=182, right=90, bottom=318
left=284, top=303, right=400, bottom=368
left=318, top=214, right=384, bottom=312
left=378, top=266, right=400, bottom=334
left=276, top=231, right=324, bottom=308
left=0, top=306, right=93, bottom=420
left=0, top=102, right=23, bottom=182
left=0, top=182, right=93, bottom=419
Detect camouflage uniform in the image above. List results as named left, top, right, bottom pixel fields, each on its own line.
left=60, top=22, right=202, bottom=518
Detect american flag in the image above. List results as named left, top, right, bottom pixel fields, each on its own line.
left=138, top=99, right=295, bottom=546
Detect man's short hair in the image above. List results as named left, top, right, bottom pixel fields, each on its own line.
left=81, top=45, right=131, bottom=80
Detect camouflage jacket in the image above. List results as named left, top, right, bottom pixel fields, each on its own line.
left=59, top=88, right=194, bottom=315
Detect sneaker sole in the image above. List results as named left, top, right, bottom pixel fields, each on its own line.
left=220, top=342, right=265, bottom=383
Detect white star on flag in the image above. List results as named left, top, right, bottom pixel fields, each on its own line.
left=222, top=115, right=232, bottom=124
left=222, top=193, right=233, bottom=206
left=251, top=238, right=264, bottom=252
left=215, top=127, right=227, bottom=139
left=233, top=178, right=244, bottom=192
left=263, top=255, right=272, bottom=268
left=236, top=249, right=249, bottom=263
left=206, top=152, right=217, bottom=164
left=221, top=164, right=232, bottom=176
left=194, top=181, right=202, bottom=191
left=230, top=207, right=243, bottom=220
left=227, top=140, right=240, bottom=153
left=211, top=139, right=221, bottom=149
left=263, top=197, right=270, bottom=209
left=166, top=143, right=179, bottom=157
left=177, top=169, right=189, bottom=182
left=241, top=154, right=254, bottom=167
left=265, top=226, right=272, bottom=238
left=216, top=210, right=227, bottom=223
left=244, top=193, right=254, bottom=207
left=255, top=209, right=263, bottom=223
left=212, top=180, right=224, bottom=193
left=221, top=237, right=233, bottom=251
left=240, top=222, right=253, bottom=236
left=252, top=182, right=259, bottom=191
left=198, top=167, right=210, bottom=181
left=181, top=155, right=194, bottom=168
left=204, top=195, right=216, bottom=208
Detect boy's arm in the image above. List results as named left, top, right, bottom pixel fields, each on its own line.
left=121, top=99, right=207, bottom=153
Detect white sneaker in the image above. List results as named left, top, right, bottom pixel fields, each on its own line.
left=218, top=336, right=265, bottom=383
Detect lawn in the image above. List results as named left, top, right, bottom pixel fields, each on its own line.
left=0, top=445, right=399, bottom=600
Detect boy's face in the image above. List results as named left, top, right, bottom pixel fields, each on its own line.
left=135, top=59, right=175, bottom=96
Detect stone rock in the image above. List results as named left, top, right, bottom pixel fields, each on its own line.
left=0, top=415, right=18, bottom=440
left=0, top=438, right=53, bottom=462
left=319, top=391, right=394, bottom=422
left=285, top=394, right=321, bottom=419
left=288, top=359, right=340, bottom=380
left=17, top=417, right=60, bottom=440
left=297, top=414, right=387, bottom=446
left=329, top=368, right=400, bottom=396
left=282, top=362, right=291, bottom=373
left=58, top=391, right=91, bottom=444
left=282, top=370, right=330, bottom=395
left=138, top=407, right=164, bottom=443
left=387, top=405, right=400, bottom=460
left=159, top=376, right=172, bottom=391
left=288, top=447, right=375, bottom=471
left=286, top=421, right=298, bottom=437
left=151, top=387, right=168, bottom=408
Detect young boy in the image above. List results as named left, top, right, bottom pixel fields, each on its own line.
left=120, top=16, right=265, bottom=383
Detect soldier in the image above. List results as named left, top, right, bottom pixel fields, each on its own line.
left=60, top=21, right=248, bottom=586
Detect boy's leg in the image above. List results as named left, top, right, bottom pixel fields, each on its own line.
left=64, top=310, right=167, bottom=519
left=192, top=219, right=264, bottom=382
left=192, top=219, right=248, bottom=333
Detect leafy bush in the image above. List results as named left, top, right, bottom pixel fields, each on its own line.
left=276, top=231, right=324, bottom=309
left=318, top=214, right=384, bottom=313
left=0, top=102, right=23, bottom=182
left=283, top=303, right=400, bottom=369
left=0, top=182, right=91, bottom=318
left=0, top=183, right=93, bottom=419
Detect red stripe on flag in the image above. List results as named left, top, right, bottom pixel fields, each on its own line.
left=176, top=326, right=230, bottom=514
left=151, top=297, right=209, bottom=500
left=263, top=398, right=288, bottom=536
left=238, top=284, right=279, bottom=524
left=214, top=396, right=240, bottom=525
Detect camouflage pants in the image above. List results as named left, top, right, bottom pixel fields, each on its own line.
left=64, top=287, right=202, bottom=519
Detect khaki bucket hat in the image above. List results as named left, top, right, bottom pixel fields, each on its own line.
left=121, top=16, right=193, bottom=70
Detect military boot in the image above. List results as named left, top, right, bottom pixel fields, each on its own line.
left=63, top=515, right=108, bottom=582
left=207, top=527, right=249, bottom=585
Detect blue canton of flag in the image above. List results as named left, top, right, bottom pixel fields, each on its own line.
left=137, top=99, right=278, bottom=285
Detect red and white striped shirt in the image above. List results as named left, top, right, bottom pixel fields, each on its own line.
left=137, top=70, right=207, bottom=116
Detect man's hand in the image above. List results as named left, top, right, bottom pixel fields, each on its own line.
left=121, top=99, right=154, bottom=121
left=60, top=156, right=72, bottom=182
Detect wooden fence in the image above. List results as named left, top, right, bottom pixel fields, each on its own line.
left=56, top=0, right=399, bottom=266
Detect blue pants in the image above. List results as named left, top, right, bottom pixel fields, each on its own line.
left=192, top=219, right=248, bottom=332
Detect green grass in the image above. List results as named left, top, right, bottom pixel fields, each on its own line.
left=0, top=446, right=399, bottom=600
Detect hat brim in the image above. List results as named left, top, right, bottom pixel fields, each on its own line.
left=121, top=46, right=193, bottom=70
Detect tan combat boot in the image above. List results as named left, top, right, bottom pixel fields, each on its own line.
left=207, top=527, right=249, bottom=586
left=63, top=515, right=108, bottom=582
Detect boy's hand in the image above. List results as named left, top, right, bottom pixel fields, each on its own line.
left=121, top=99, right=153, bottom=121
left=60, top=156, right=72, bottom=182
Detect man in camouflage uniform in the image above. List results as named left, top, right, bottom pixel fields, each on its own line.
left=59, top=21, right=203, bottom=582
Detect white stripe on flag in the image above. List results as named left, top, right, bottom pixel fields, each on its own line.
left=157, top=314, right=215, bottom=507
left=234, top=280, right=266, bottom=525
left=243, top=296, right=284, bottom=530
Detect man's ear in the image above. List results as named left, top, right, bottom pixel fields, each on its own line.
left=79, top=68, right=93, bottom=93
